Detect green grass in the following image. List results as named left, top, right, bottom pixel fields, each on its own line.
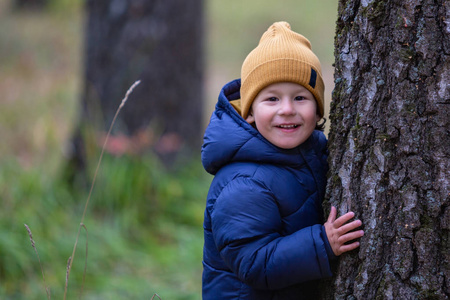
left=0, top=0, right=337, bottom=298
left=1, top=155, right=211, bottom=299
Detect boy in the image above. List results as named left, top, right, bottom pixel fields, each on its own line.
left=201, top=22, right=364, bottom=299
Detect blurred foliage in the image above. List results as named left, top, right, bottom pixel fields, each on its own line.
left=1, top=155, right=211, bottom=299
left=0, top=0, right=81, bottom=173
left=206, top=0, right=338, bottom=78
left=0, top=0, right=337, bottom=298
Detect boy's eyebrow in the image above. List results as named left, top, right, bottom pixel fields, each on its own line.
left=263, top=87, right=310, bottom=94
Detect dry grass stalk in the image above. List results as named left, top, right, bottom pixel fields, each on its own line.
left=79, top=223, right=88, bottom=299
left=24, top=224, right=51, bottom=300
left=63, top=80, right=141, bottom=300
left=151, top=294, right=161, bottom=300
left=65, top=256, right=72, bottom=293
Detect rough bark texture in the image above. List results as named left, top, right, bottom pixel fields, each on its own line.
left=323, top=0, right=449, bottom=299
left=72, top=0, right=203, bottom=167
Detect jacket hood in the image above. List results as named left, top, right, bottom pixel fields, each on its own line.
left=202, top=79, right=323, bottom=175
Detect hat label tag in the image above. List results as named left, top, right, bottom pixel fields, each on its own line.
left=309, top=68, right=317, bottom=89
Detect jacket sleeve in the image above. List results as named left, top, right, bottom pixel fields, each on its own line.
left=211, top=176, right=333, bottom=290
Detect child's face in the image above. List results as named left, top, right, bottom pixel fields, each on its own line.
left=245, top=82, right=320, bottom=149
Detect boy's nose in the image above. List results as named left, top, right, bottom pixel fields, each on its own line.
left=279, top=99, right=296, bottom=115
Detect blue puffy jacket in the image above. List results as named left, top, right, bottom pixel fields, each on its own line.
left=201, top=79, right=335, bottom=299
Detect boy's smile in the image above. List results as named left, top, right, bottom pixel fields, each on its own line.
left=245, top=82, right=320, bottom=149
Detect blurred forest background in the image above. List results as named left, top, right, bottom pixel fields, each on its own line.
left=0, top=0, right=337, bottom=299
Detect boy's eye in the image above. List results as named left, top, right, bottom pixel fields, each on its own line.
left=267, top=97, right=278, bottom=101
left=294, top=96, right=306, bottom=101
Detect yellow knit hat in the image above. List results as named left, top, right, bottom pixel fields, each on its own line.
left=240, top=21, right=324, bottom=119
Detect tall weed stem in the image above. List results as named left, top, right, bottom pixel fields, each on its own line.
left=64, top=80, right=141, bottom=299
left=24, top=224, right=51, bottom=300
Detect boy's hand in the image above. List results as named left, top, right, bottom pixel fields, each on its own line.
left=324, top=206, right=364, bottom=256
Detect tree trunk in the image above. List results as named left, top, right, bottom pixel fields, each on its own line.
left=71, top=0, right=203, bottom=169
left=323, top=0, right=449, bottom=299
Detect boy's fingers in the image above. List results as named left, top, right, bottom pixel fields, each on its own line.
left=338, top=219, right=362, bottom=234
left=338, top=230, right=364, bottom=244
left=339, top=241, right=360, bottom=253
left=327, top=206, right=337, bottom=223
left=333, top=211, right=355, bottom=228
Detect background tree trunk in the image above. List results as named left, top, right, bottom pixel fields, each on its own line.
left=323, top=0, right=449, bottom=299
left=70, top=0, right=203, bottom=170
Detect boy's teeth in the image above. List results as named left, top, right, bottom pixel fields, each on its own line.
left=279, top=125, right=297, bottom=128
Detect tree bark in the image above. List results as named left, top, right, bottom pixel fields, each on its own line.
left=71, top=0, right=203, bottom=169
left=324, top=0, right=449, bottom=299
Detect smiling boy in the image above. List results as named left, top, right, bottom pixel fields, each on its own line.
left=201, top=22, right=364, bottom=299
left=245, top=82, right=320, bottom=149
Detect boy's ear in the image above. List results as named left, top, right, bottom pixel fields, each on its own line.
left=245, top=110, right=255, bottom=124
left=315, top=114, right=321, bottom=123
